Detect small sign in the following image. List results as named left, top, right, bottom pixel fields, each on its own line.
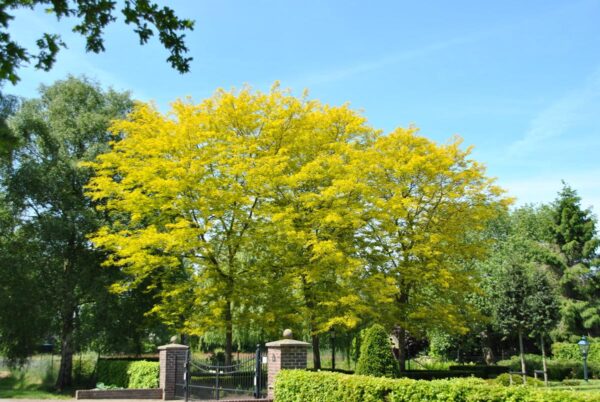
left=262, top=356, right=268, bottom=364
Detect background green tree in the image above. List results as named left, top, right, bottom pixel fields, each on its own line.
left=548, top=184, right=600, bottom=338
left=0, top=76, right=133, bottom=390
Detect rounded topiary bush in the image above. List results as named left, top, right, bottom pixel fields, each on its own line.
left=355, top=324, right=399, bottom=378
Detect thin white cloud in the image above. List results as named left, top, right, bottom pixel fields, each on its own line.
left=286, top=0, right=589, bottom=90
left=509, top=67, right=600, bottom=155
left=498, top=169, right=600, bottom=216
left=293, top=35, right=478, bottom=87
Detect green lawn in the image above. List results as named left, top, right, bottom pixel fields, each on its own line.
left=0, top=371, right=72, bottom=399
left=548, top=379, right=600, bottom=392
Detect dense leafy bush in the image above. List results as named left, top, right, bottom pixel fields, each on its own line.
left=96, top=360, right=130, bottom=388
left=96, top=359, right=159, bottom=388
left=274, top=370, right=600, bottom=402
left=493, top=373, right=543, bottom=386
left=127, top=361, right=159, bottom=388
left=553, top=338, right=599, bottom=363
left=356, top=324, right=399, bottom=378
left=497, top=354, right=599, bottom=380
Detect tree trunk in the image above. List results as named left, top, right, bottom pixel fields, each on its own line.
left=540, top=334, right=548, bottom=386
left=397, top=327, right=406, bottom=372
left=55, top=309, right=74, bottom=391
left=480, top=330, right=495, bottom=365
left=225, top=300, right=233, bottom=365
left=312, top=335, right=321, bottom=369
left=518, top=328, right=527, bottom=385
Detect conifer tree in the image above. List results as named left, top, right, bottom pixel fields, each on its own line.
left=356, top=324, right=399, bottom=378
left=549, top=184, right=600, bottom=337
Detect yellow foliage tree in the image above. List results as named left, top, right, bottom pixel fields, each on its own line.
left=86, top=85, right=509, bottom=366
left=86, top=85, right=379, bottom=362
left=352, top=128, right=510, bottom=369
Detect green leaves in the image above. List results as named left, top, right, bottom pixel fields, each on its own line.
left=0, top=0, right=194, bottom=84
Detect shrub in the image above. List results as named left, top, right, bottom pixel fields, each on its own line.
left=274, top=370, right=600, bottom=402
left=96, top=359, right=159, bottom=388
left=497, top=354, right=599, bottom=380
left=553, top=338, right=600, bottom=363
left=96, top=360, right=130, bottom=388
left=355, top=324, right=399, bottom=378
left=127, top=361, right=159, bottom=388
left=494, top=373, right=543, bottom=386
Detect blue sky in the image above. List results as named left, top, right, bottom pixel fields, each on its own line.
left=7, top=0, right=600, bottom=214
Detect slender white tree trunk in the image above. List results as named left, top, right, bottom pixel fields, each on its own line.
left=518, top=328, right=527, bottom=385
left=541, top=335, right=548, bottom=386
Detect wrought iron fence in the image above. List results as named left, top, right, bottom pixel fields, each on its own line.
left=176, top=346, right=267, bottom=401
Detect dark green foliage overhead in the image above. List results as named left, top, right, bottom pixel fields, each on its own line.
left=0, top=0, right=195, bottom=84
left=355, top=324, right=399, bottom=378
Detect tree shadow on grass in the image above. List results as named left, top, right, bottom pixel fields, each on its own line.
left=0, top=370, right=72, bottom=399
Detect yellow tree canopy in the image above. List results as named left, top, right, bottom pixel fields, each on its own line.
left=85, top=85, right=509, bottom=353
left=353, top=128, right=510, bottom=335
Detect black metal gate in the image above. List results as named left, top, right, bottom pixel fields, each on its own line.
left=175, top=345, right=267, bottom=401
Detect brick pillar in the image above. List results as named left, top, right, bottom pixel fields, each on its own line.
left=158, top=340, right=189, bottom=400
left=265, top=329, right=310, bottom=399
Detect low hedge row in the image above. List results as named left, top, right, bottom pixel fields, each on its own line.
left=308, top=368, right=506, bottom=380
left=274, top=370, right=600, bottom=402
left=96, top=359, right=159, bottom=388
left=449, top=365, right=509, bottom=378
left=497, top=354, right=598, bottom=380
left=553, top=339, right=599, bottom=363
left=401, top=370, right=477, bottom=380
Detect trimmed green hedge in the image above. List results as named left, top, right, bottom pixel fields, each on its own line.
left=449, top=365, right=509, bottom=378
left=401, top=370, right=477, bottom=380
left=274, top=370, right=600, bottom=402
left=96, top=359, right=159, bottom=388
left=553, top=339, right=600, bottom=363
left=497, top=354, right=599, bottom=380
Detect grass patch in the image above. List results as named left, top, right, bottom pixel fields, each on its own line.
left=0, top=370, right=71, bottom=399
left=548, top=379, right=600, bottom=392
